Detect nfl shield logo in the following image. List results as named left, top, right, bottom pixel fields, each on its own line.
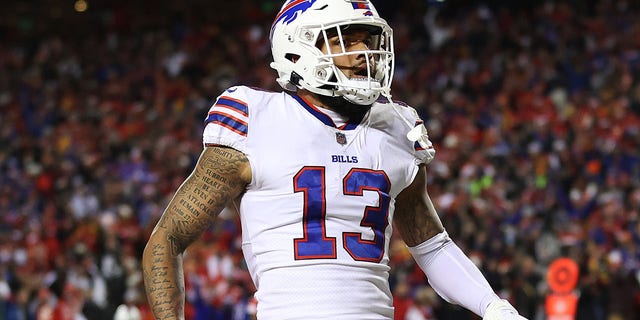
left=335, top=132, right=347, bottom=145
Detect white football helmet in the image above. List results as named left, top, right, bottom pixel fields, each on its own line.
left=270, top=0, right=394, bottom=105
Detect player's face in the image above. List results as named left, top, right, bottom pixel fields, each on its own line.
left=320, top=30, right=376, bottom=80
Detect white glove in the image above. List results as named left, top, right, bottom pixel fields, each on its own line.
left=406, top=123, right=436, bottom=164
left=483, top=299, right=528, bottom=320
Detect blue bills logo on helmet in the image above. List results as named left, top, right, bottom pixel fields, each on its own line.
left=270, top=0, right=318, bottom=40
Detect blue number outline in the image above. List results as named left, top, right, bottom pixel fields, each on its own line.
left=293, top=167, right=337, bottom=259
left=292, top=166, right=390, bottom=263
left=342, top=168, right=391, bottom=262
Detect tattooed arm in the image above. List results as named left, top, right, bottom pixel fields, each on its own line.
left=393, top=164, right=444, bottom=246
left=394, top=164, right=523, bottom=319
left=142, top=146, right=251, bottom=320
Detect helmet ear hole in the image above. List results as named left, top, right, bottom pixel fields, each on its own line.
left=290, top=71, right=303, bottom=86
left=285, top=54, right=300, bottom=63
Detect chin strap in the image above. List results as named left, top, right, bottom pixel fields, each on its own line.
left=383, top=93, right=436, bottom=163
left=406, top=123, right=434, bottom=150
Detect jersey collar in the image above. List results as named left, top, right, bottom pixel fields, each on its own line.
left=289, top=93, right=364, bottom=130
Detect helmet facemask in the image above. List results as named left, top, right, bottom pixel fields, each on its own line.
left=314, top=23, right=394, bottom=105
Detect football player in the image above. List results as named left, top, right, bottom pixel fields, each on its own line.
left=142, top=0, right=527, bottom=319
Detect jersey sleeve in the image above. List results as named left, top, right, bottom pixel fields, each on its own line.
left=202, top=86, right=250, bottom=153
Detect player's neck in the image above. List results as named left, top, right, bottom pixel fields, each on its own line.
left=298, top=90, right=332, bottom=110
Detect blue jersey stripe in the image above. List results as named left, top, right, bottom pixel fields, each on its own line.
left=205, top=111, right=248, bottom=136
left=215, top=97, right=249, bottom=116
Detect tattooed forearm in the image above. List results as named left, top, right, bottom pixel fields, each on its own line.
left=393, top=164, right=444, bottom=246
left=142, top=146, right=250, bottom=319
left=143, top=243, right=184, bottom=319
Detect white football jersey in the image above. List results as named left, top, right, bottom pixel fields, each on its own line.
left=203, top=86, right=431, bottom=319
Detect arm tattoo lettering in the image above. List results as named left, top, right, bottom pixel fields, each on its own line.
left=143, top=146, right=249, bottom=319
left=158, top=147, right=248, bottom=251
left=142, top=243, right=184, bottom=319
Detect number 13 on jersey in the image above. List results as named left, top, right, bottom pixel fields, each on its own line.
left=293, top=166, right=391, bottom=263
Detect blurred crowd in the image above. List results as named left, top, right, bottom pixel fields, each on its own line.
left=1, top=0, right=640, bottom=319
